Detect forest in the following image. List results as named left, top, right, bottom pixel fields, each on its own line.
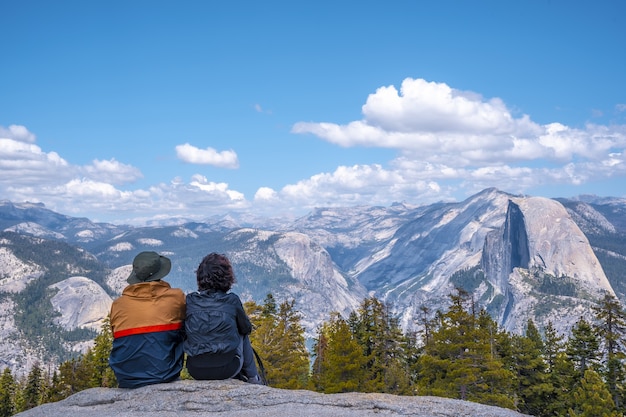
left=1, top=289, right=625, bottom=417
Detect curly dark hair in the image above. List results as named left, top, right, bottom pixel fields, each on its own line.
left=196, top=253, right=236, bottom=292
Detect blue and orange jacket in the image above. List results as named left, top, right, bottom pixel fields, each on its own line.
left=109, top=280, right=185, bottom=388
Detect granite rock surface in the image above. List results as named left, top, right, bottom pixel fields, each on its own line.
left=16, top=379, right=532, bottom=417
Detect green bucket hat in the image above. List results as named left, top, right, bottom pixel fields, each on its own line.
left=127, top=251, right=172, bottom=284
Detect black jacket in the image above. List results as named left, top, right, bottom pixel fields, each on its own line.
left=183, top=290, right=252, bottom=358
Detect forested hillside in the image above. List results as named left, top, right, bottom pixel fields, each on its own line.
left=1, top=232, right=114, bottom=364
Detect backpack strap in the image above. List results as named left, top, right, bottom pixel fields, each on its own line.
left=252, top=348, right=268, bottom=385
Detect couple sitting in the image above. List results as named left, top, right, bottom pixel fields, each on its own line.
left=108, top=251, right=263, bottom=388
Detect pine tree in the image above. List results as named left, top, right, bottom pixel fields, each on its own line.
left=543, top=321, right=565, bottom=372
left=0, top=368, right=16, bottom=417
left=568, top=369, right=620, bottom=417
left=311, top=313, right=367, bottom=393
left=246, top=295, right=278, bottom=385
left=86, top=317, right=117, bottom=388
left=417, top=289, right=514, bottom=408
left=57, top=357, right=94, bottom=398
left=543, top=351, right=578, bottom=417
left=266, top=300, right=310, bottom=389
left=593, top=294, right=626, bottom=411
left=501, top=320, right=551, bottom=416
left=349, top=297, right=412, bottom=394
left=567, top=317, right=601, bottom=378
left=21, top=363, right=43, bottom=411
left=43, top=371, right=64, bottom=404
left=246, top=295, right=309, bottom=388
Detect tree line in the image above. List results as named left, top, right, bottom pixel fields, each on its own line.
left=2, top=289, right=626, bottom=417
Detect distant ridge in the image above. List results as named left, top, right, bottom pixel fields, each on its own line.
left=2, top=188, right=626, bottom=377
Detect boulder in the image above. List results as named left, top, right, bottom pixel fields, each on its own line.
left=16, top=379, right=531, bottom=417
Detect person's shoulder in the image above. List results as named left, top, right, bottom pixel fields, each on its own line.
left=159, top=281, right=185, bottom=298
left=223, top=291, right=245, bottom=305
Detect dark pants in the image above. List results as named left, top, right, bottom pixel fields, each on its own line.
left=186, top=335, right=258, bottom=380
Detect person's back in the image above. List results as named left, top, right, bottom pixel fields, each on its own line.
left=184, top=252, right=262, bottom=384
left=109, top=251, right=186, bottom=388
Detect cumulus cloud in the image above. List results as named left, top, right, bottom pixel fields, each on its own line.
left=0, top=124, right=36, bottom=143
left=265, top=164, right=444, bottom=211
left=0, top=138, right=73, bottom=186
left=81, top=159, right=143, bottom=185
left=292, top=78, right=626, bottom=167
left=254, top=187, right=278, bottom=201
left=0, top=124, right=253, bottom=223
left=3, top=75, right=626, bottom=225
left=176, top=143, right=239, bottom=168
left=290, top=77, right=626, bottom=204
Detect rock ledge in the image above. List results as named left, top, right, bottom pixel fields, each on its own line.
left=16, top=379, right=531, bottom=417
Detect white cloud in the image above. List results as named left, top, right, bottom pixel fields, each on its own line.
left=189, top=174, right=245, bottom=201
left=292, top=77, right=626, bottom=169
left=275, top=164, right=445, bottom=210
left=254, top=187, right=278, bottom=201
left=0, top=124, right=36, bottom=143
left=3, top=75, right=626, bottom=225
left=82, top=159, right=143, bottom=185
left=0, top=138, right=73, bottom=186
left=175, top=143, right=239, bottom=168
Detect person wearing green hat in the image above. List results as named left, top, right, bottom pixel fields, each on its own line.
left=109, top=251, right=186, bottom=388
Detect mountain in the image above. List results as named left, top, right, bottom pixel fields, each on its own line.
left=1, top=188, right=626, bottom=377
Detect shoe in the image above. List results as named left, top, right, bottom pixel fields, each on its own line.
left=246, top=375, right=264, bottom=385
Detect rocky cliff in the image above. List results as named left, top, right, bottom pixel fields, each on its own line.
left=481, top=196, right=614, bottom=333
left=15, top=380, right=531, bottom=417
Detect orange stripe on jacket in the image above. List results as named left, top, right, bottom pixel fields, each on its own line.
left=113, top=322, right=183, bottom=339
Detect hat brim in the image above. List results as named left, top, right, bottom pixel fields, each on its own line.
left=127, top=255, right=172, bottom=284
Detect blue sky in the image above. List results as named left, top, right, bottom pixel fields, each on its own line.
left=1, top=0, right=625, bottom=224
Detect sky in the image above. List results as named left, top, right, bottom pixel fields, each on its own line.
left=1, top=0, right=625, bottom=225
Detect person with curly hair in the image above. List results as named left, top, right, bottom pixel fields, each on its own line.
left=183, top=252, right=263, bottom=384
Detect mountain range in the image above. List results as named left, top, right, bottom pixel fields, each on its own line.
left=1, top=187, right=626, bottom=377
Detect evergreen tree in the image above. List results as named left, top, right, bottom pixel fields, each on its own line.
left=0, top=368, right=16, bottom=417
left=85, top=317, right=117, bottom=388
left=567, top=317, right=601, bottom=378
left=57, top=356, right=95, bottom=398
left=266, top=300, right=310, bottom=389
left=311, top=313, right=367, bottom=393
left=417, top=289, right=514, bottom=408
left=568, top=369, right=620, bottom=417
left=21, top=363, right=43, bottom=411
left=594, top=294, right=626, bottom=411
left=543, top=321, right=565, bottom=372
left=43, top=371, right=64, bottom=404
left=349, top=297, right=412, bottom=394
left=246, top=294, right=309, bottom=388
left=543, top=351, right=578, bottom=417
left=501, top=320, right=551, bottom=416
left=246, top=295, right=278, bottom=385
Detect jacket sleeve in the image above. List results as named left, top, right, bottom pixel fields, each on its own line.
left=234, top=296, right=253, bottom=335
